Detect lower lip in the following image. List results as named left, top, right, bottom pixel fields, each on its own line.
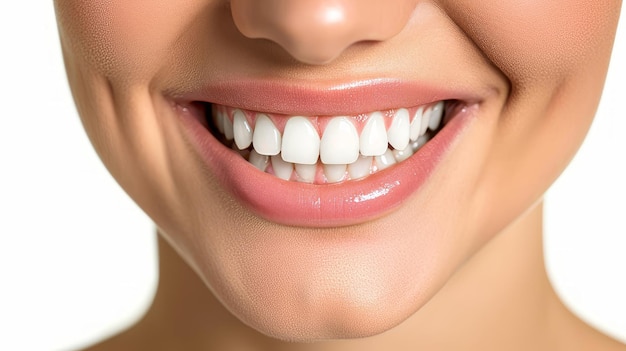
left=178, top=104, right=476, bottom=228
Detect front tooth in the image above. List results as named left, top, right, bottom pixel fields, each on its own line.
left=324, top=164, right=347, bottom=183
left=271, top=155, right=293, bottom=180
left=249, top=149, right=269, bottom=171
left=348, top=155, right=372, bottom=180
left=233, top=109, right=252, bottom=149
left=320, top=117, right=359, bottom=164
left=281, top=117, right=320, bottom=165
left=387, top=108, right=410, bottom=150
left=360, top=112, right=388, bottom=156
left=409, top=106, right=424, bottom=141
left=428, top=101, right=444, bottom=130
left=295, top=163, right=317, bottom=183
left=375, top=149, right=397, bottom=171
left=393, top=144, right=414, bottom=162
left=253, top=114, right=281, bottom=156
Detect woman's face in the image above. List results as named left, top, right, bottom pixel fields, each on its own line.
left=55, top=0, right=621, bottom=341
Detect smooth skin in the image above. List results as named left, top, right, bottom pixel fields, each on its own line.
left=54, top=0, right=624, bottom=350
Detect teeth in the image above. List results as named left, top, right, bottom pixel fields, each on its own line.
left=212, top=101, right=447, bottom=183
left=387, top=108, right=410, bottom=150
left=324, top=164, right=347, bottom=183
left=212, top=106, right=226, bottom=134
left=295, top=163, right=317, bottom=183
left=360, top=112, right=388, bottom=156
left=223, top=113, right=234, bottom=141
left=409, top=106, right=423, bottom=141
left=281, top=117, right=320, bottom=164
left=271, top=155, right=293, bottom=180
left=348, top=155, right=373, bottom=180
left=320, top=117, right=360, bottom=165
left=249, top=149, right=269, bottom=172
left=233, top=110, right=253, bottom=149
left=393, top=144, right=414, bottom=162
left=419, top=107, right=430, bottom=136
left=429, top=101, right=444, bottom=131
left=375, top=149, right=397, bottom=171
left=253, top=114, right=282, bottom=156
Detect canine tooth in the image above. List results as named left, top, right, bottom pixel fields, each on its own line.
left=295, top=163, right=317, bottom=183
left=393, top=144, right=414, bottom=162
left=409, top=106, right=424, bottom=141
left=223, top=113, right=234, bottom=140
left=253, top=114, right=281, bottom=156
left=375, top=149, right=396, bottom=171
left=233, top=110, right=252, bottom=149
left=281, top=117, right=320, bottom=165
left=320, top=117, right=359, bottom=164
left=429, top=101, right=444, bottom=130
left=360, top=112, right=388, bottom=156
left=420, top=107, right=430, bottom=136
left=324, top=164, right=347, bottom=183
left=249, top=149, right=269, bottom=171
left=271, top=155, right=293, bottom=180
left=387, top=108, right=410, bottom=150
left=348, top=155, right=372, bottom=180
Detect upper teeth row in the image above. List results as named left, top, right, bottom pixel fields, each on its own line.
left=212, top=102, right=444, bottom=166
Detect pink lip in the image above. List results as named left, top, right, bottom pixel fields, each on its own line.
left=175, top=80, right=479, bottom=227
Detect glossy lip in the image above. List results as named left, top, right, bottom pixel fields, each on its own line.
left=174, top=80, right=481, bottom=227
left=174, top=78, right=485, bottom=116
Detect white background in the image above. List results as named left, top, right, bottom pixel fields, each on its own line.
left=0, top=3, right=624, bottom=351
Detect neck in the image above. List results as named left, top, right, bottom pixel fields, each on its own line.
left=133, top=201, right=604, bottom=350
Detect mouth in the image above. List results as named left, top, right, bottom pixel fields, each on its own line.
left=175, top=80, right=480, bottom=227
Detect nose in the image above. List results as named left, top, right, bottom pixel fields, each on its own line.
left=230, top=0, right=414, bottom=65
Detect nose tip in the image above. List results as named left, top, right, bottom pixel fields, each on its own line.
left=231, top=0, right=412, bottom=65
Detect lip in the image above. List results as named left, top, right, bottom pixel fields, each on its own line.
left=174, top=80, right=480, bottom=227
left=176, top=78, right=484, bottom=116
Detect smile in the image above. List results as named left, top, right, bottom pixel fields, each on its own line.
left=175, top=80, right=481, bottom=227
left=208, top=101, right=448, bottom=184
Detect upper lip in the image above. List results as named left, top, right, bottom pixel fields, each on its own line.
left=174, top=78, right=491, bottom=116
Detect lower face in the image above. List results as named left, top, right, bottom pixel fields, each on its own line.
left=55, top=0, right=620, bottom=341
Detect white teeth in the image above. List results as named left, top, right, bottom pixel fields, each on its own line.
left=409, top=106, right=423, bottom=141
left=249, top=149, right=269, bottom=172
left=420, top=108, right=430, bottom=136
left=411, top=135, right=429, bottom=152
left=387, top=108, right=410, bottom=150
left=253, top=114, right=282, bottom=156
left=393, top=144, right=414, bottom=162
left=213, top=106, right=226, bottom=134
left=223, top=113, right=234, bottom=141
left=295, top=163, right=317, bottom=183
left=233, top=110, right=252, bottom=149
left=320, top=117, right=360, bottom=165
left=375, top=149, right=397, bottom=171
left=429, top=101, right=444, bottom=131
left=271, top=155, right=293, bottom=180
left=324, top=164, right=347, bottom=183
left=348, top=155, right=372, bottom=179
left=360, top=112, right=388, bottom=156
left=281, top=116, right=320, bottom=165
left=215, top=101, right=446, bottom=183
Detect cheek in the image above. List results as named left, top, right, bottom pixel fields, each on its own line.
left=54, top=0, right=207, bottom=80
left=440, top=0, right=621, bottom=85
